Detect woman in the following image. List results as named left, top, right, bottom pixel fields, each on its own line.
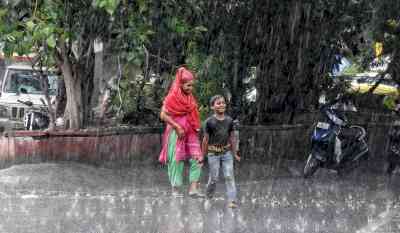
left=159, top=66, right=204, bottom=197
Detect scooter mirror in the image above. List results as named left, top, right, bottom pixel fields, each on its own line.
left=342, top=101, right=357, bottom=112
left=20, top=88, right=28, bottom=94
left=40, top=98, right=46, bottom=106
left=318, top=94, right=327, bottom=105
left=25, top=101, right=33, bottom=107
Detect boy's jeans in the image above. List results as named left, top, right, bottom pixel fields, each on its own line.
left=206, top=151, right=237, bottom=202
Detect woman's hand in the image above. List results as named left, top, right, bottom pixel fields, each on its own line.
left=160, top=107, right=185, bottom=139
left=176, top=125, right=185, bottom=139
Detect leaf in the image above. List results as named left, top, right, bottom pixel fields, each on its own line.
left=126, top=52, right=136, bottom=62
left=47, top=35, right=56, bottom=48
left=42, top=26, right=53, bottom=36
left=194, top=26, right=208, bottom=33
left=170, top=17, right=178, bottom=28
left=6, top=34, right=15, bottom=42
left=138, top=34, right=147, bottom=43
left=3, top=43, right=15, bottom=57
left=93, top=0, right=120, bottom=15
left=16, top=44, right=29, bottom=56
left=133, top=58, right=142, bottom=66
left=145, top=29, right=155, bottom=36
left=26, top=20, right=36, bottom=31
left=0, top=9, right=7, bottom=18
left=137, top=0, right=147, bottom=13
left=176, top=25, right=186, bottom=34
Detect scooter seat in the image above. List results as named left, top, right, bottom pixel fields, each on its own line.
left=339, top=126, right=364, bottom=141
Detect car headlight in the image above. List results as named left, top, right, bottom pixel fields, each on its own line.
left=0, top=105, right=8, bottom=118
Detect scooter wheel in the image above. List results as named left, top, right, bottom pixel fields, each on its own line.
left=304, top=153, right=320, bottom=178
left=386, top=162, right=396, bottom=176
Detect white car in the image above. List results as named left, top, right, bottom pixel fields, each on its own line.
left=0, top=64, right=57, bottom=129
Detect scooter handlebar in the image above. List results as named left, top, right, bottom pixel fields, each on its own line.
left=349, top=125, right=367, bottom=140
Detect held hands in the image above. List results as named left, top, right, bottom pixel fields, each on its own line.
left=196, top=156, right=204, bottom=167
left=175, top=125, right=185, bottom=139
left=234, top=151, right=241, bottom=162
left=395, top=104, right=400, bottom=114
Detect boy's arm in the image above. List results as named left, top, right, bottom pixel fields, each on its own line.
left=229, top=131, right=241, bottom=162
left=202, top=133, right=209, bottom=157
left=202, top=119, right=210, bottom=157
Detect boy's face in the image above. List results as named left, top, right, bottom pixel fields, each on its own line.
left=212, top=97, right=226, bottom=114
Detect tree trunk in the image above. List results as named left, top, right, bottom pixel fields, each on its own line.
left=55, top=77, right=66, bottom=117
left=60, top=60, right=82, bottom=129
left=91, top=40, right=104, bottom=115
left=32, top=60, right=57, bottom=131
left=41, top=75, right=56, bottom=131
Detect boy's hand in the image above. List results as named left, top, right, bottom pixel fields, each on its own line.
left=234, top=152, right=241, bottom=162
left=196, top=157, right=204, bottom=167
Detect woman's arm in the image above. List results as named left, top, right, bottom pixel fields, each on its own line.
left=160, top=106, right=185, bottom=138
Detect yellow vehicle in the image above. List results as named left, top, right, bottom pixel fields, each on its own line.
left=349, top=76, right=399, bottom=96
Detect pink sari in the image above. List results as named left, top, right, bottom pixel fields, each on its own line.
left=159, top=115, right=202, bottom=164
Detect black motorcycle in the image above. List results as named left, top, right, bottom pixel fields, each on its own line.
left=303, top=98, right=369, bottom=178
left=18, top=99, right=49, bottom=130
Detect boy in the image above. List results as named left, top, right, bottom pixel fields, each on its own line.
left=202, top=95, right=241, bottom=208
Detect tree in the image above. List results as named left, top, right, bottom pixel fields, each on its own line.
left=1, top=0, right=382, bottom=128
left=0, top=0, right=124, bottom=129
left=369, top=0, right=400, bottom=83
left=113, top=0, right=377, bottom=124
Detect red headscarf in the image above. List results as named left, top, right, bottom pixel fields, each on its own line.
left=163, top=67, right=200, bottom=131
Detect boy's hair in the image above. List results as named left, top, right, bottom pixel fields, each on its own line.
left=209, top=95, right=225, bottom=107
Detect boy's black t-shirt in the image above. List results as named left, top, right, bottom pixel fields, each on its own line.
left=204, top=115, right=234, bottom=146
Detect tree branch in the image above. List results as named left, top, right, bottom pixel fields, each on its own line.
left=365, top=71, right=389, bottom=95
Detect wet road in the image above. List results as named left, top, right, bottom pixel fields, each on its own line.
left=0, top=162, right=399, bottom=233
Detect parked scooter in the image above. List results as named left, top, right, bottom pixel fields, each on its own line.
left=382, top=96, right=400, bottom=176
left=386, top=120, right=400, bottom=176
left=303, top=96, right=369, bottom=178
left=17, top=99, right=49, bottom=130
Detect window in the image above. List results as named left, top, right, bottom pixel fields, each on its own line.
left=4, top=69, right=58, bottom=95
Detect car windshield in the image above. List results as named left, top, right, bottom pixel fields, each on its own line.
left=357, top=77, right=397, bottom=87
left=4, top=69, right=58, bottom=95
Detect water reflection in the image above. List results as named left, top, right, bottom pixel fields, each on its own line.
left=0, top=163, right=398, bottom=233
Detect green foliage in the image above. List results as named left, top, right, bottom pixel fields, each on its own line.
left=2, top=0, right=397, bottom=126
left=383, top=95, right=397, bottom=111
left=94, top=0, right=121, bottom=15
left=364, top=2, right=400, bottom=59
left=342, top=63, right=364, bottom=76
left=0, top=0, right=128, bottom=128
left=0, top=1, right=55, bottom=57
left=185, top=43, right=226, bottom=120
